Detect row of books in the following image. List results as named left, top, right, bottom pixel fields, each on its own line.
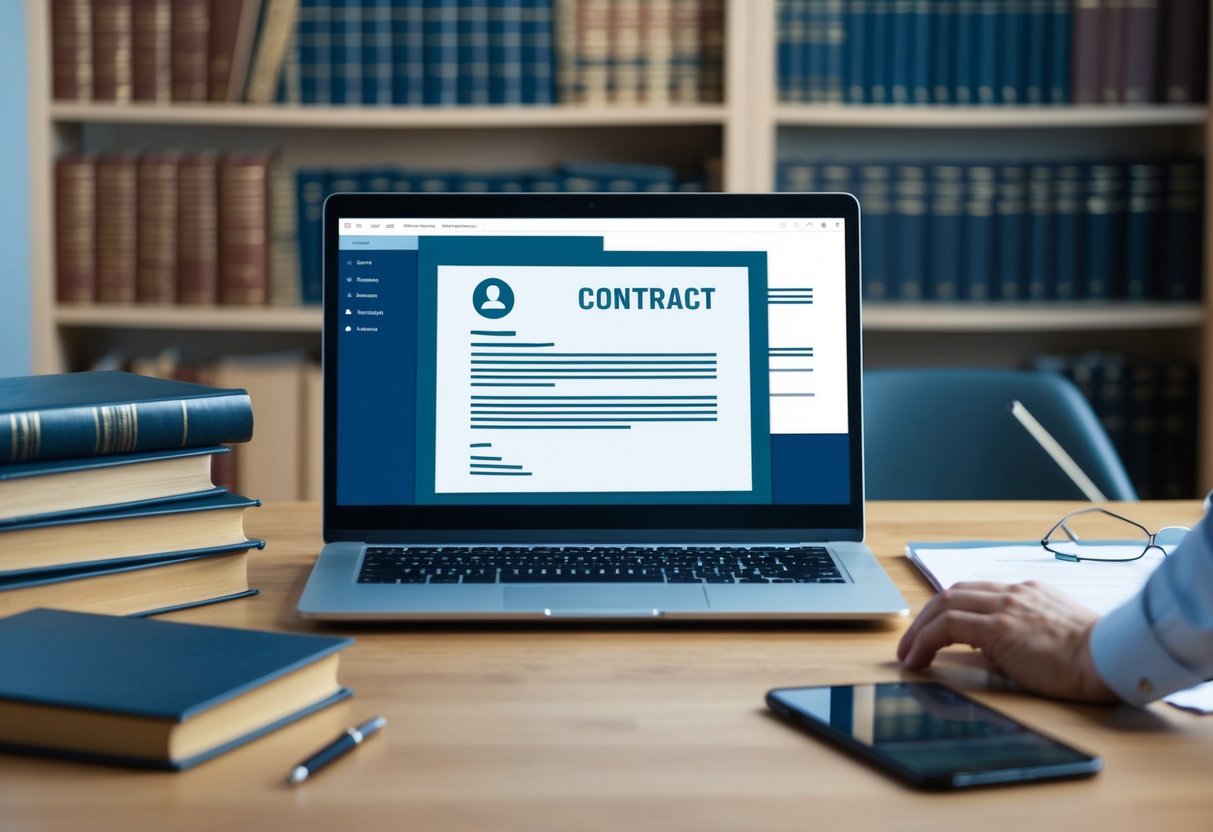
left=1034, top=352, right=1198, bottom=500
left=0, top=371, right=261, bottom=620
left=777, top=158, right=1205, bottom=302
left=776, top=0, right=1209, bottom=106
left=55, top=152, right=712, bottom=307
left=52, top=0, right=724, bottom=107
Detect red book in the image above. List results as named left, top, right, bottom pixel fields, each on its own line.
left=208, top=0, right=265, bottom=101
left=218, top=153, right=270, bottom=305
left=55, top=154, right=97, bottom=304
left=1071, top=0, right=1102, bottom=104
left=1099, top=0, right=1127, bottom=103
left=136, top=152, right=179, bottom=304
left=91, top=0, right=133, bottom=102
left=1163, top=0, right=1210, bottom=103
left=171, top=0, right=210, bottom=101
left=1124, top=0, right=1161, bottom=103
left=177, top=153, right=220, bottom=304
left=699, top=0, right=725, bottom=103
left=131, top=0, right=171, bottom=101
left=52, top=0, right=93, bottom=101
left=95, top=153, right=139, bottom=304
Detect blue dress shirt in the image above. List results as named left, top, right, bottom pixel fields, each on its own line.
left=1090, top=516, right=1213, bottom=705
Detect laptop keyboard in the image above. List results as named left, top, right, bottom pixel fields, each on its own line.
left=357, top=546, right=846, bottom=585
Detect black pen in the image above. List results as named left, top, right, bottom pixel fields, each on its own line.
left=286, top=716, right=387, bottom=785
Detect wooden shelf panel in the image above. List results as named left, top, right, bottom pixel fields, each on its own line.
left=50, top=102, right=731, bottom=129
left=863, top=302, right=1206, bottom=332
left=54, top=305, right=323, bottom=332
left=774, top=105, right=1209, bottom=129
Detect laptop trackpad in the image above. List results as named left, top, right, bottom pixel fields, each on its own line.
left=503, top=586, right=709, bottom=616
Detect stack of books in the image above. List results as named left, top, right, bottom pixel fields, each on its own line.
left=0, top=371, right=264, bottom=618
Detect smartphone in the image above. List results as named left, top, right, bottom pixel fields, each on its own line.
left=766, top=682, right=1101, bottom=790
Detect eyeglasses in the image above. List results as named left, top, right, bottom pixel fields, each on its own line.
left=1041, top=507, right=1190, bottom=563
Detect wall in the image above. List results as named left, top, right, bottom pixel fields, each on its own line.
left=0, top=2, right=29, bottom=378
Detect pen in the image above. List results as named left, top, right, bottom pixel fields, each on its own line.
left=286, top=716, right=387, bottom=785
left=1008, top=400, right=1107, bottom=503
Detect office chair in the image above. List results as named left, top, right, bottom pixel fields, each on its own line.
left=863, top=368, right=1137, bottom=500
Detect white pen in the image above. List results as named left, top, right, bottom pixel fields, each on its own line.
left=1008, top=399, right=1108, bottom=503
left=287, top=716, right=387, bottom=785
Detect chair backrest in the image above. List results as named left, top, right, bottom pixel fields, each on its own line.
left=863, top=368, right=1137, bottom=500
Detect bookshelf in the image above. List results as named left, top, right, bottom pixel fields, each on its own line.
left=25, top=0, right=1213, bottom=493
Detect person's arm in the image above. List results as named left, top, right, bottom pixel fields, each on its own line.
left=1089, top=517, right=1213, bottom=705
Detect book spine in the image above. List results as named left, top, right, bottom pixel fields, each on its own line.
left=975, top=0, right=999, bottom=104
left=641, top=0, right=673, bottom=105
left=277, top=24, right=303, bottom=103
left=806, top=0, right=827, bottom=103
left=1096, top=354, right=1130, bottom=460
left=53, top=0, right=94, bottom=101
left=845, top=0, right=868, bottom=104
left=491, top=0, right=526, bottom=105
left=296, top=168, right=327, bottom=304
left=1024, top=0, right=1047, bottom=104
left=868, top=0, right=890, bottom=103
left=859, top=164, right=892, bottom=300
left=1047, top=0, right=1070, bottom=102
left=176, top=153, right=220, bottom=304
left=91, top=0, right=133, bottom=102
left=55, top=155, right=97, bottom=304
left=995, top=164, right=1028, bottom=300
left=1126, top=362, right=1159, bottom=498
left=609, top=0, right=642, bottom=104
left=458, top=1, right=491, bottom=105
left=1162, top=0, right=1209, bottom=103
left=1159, top=362, right=1198, bottom=497
left=392, top=2, right=424, bottom=105
left=424, top=0, right=459, bottom=105
left=1083, top=163, right=1125, bottom=299
left=953, top=0, right=975, bottom=103
left=699, top=0, right=725, bottom=103
left=931, top=1, right=953, bottom=104
left=218, top=154, right=270, bottom=305
left=1052, top=163, right=1083, bottom=300
left=670, top=0, right=700, bottom=102
left=962, top=165, right=996, bottom=300
left=95, top=153, right=138, bottom=304
left=1071, top=0, right=1100, bottom=103
left=909, top=0, right=930, bottom=103
left=1123, top=0, right=1160, bottom=103
left=208, top=0, right=244, bottom=101
left=554, top=0, right=579, bottom=103
left=298, top=0, right=329, bottom=104
left=136, top=152, right=179, bottom=304
left=1161, top=159, right=1204, bottom=300
left=170, top=0, right=209, bottom=100
left=522, top=0, right=556, bottom=104
left=778, top=0, right=802, bottom=102
left=927, top=165, right=963, bottom=300
left=1123, top=162, right=1163, bottom=300
left=889, top=0, right=911, bottom=104
left=245, top=0, right=302, bottom=104
left=1026, top=164, right=1054, bottom=300
left=362, top=0, right=393, bottom=105
left=267, top=161, right=301, bottom=306
left=1001, top=0, right=1026, bottom=104
left=892, top=165, right=927, bottom=300
left=331, top=0, right=362, bottom=104
left=131, top=0, right=170, bottom=101
left=1099, top=0, right=1127, bottom=103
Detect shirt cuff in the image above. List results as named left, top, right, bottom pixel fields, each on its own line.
left=1090, top=592, right=1207, bottom=706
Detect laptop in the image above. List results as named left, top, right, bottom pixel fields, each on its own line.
left=298, top=192, right=908, bottom=621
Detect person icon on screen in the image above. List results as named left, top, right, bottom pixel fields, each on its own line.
left=480, top=284, right=506, bottom=311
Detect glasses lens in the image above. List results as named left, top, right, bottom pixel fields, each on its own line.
left=1153, top=527, right=1189, bottom=552
left=1045, top=511, right=1149, bottom=560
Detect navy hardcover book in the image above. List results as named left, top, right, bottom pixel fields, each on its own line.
left=0, top=372, right=253, bottom=465
left=0, top=609, right=353, bottom=770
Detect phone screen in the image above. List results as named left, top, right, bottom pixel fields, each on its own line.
left=767, top=682, right=1101, bottom=789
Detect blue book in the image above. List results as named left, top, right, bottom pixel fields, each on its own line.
left=0, top=446, right=228, bottom=526
left=868, top=0, right=892, bottom=103
left=995, top=165, right=1028, bottom=299
left=1052, top=163, right=1084, bottom=300
left=459, top=1, right=492, bottom=104
left=0, top=372, right=253, bottom=465
left=331, top=0, right=363, bottom=105
left=1162, top=160, right=1204, bottom=301
left=1083, top=164, right=1125, bottom=299
left=931, top=1, right=954, bottom=103
left=976, top=0, right=1000, bottom=104
left=927, top=165, right=964, bottom=300
left=489, top=0, right=524, bottom=104
left=806, top=1, right=829, bottom=102
left=298, top=0, right=332, bottom=105
left=779, top=0, right=804, bottom=102
left=1124, top=163, right=1163, bottom=300
left=424, top=0, right=459, bottom=105
left=844, top=0, right=869, bottom=103
left=910, top=0, right=931, bottom=103
left=858, top=164, right=893, bottom=299
left=520, top=0, right=555, bottom=104
left=0, top=609, right=351, bottom=770
left=953, top=0, right=976, bottom=103
left=962, top=165, right=996, bottom=300
left=824, top=0, right=845, bottom=102
left=296, top=168, right=328, bottom=304
left=362, top=0, right=393, bottom=105
left=392, top=1, right=425, bottom=105
left=891, top=165, right=928, bottom=299
left=1026, top=164, right=1055, bottom=300
left=1001, top=0, right=1026, bottom=104
left=890, top=0, right=913, bottom=103
left=1024, top=0, right=1048, bottom=104
left=1046, top=0, right=1070, bottom=103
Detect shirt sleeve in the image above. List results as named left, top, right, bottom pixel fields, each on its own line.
left=1089, top=517, right=1213, bottom=706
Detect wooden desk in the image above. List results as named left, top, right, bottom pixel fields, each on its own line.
left=4, top=501, right=1212, bottom=831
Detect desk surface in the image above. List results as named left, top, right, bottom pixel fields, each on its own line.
left=4, top=501, right=1213, bottom=832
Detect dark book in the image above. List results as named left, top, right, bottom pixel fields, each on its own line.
left=699, top=0, right=726, bottom=103
left=391, top=0, right=425, bottom=104
left=91, top=0, right=133, bottom=102
left=1123, top=162, right=1164, bottom=300
left=962, top=165, right=996, bottom=301
left=218, top=153, right=270, bottom=305
left=909, top=0, right=930, bottom=103
left=927, top=165, right=964, bottom=301
left=296, top=168, right=327, bottom=304
left=521, top=0, right=556, bottom=104
left=0, top=446, right=225, bottom=525
left=1001, top=0, right=1027, bottom=104
left=208, top=0, right=265, bottom=101
left=1126, top=362, right=1159, bottom=498
left=858, top=165, right=892, bottom=300
left=1052, top=163, right=1084, bottom=300
left=867, top=0, right=891, bottom=103
left=424, top=0, right=459, bottom=105
left=52, top=0, right=94, bottom=101
left=331, top=0, right=363, bottom=104
left=170, top=0, right=210, bottom=100
left=489, top=0, right=525, bottom=105
left=931, top=0, right=955, bottom=103
left=890, top=0, right=912, bottom=103
left=1158, top=362, right=1197, bottom=497
left=298, top=0, right=332, bottom=104
left=95, top=152, right=139, bottom=304
left=136, top=151, right=179, bottom=305
left=891, top=166, right=927, bottom=300
left=1162, top=0, right=1209, bottom=103
left=131, top=0, right=171, bottom=101
left=975, top=0, right=999, bottom=104
left=362, top=0, right=393, bottom=105
left=1025, top=0, right=1049, bottom=104
left=1099, top=0, right=1127, bottom=103
left=1161, top=159, right=1204, bottom=300
left=1071, top=0, right=1101, bottom=103
left=1046, top=0, right=1070, bottom=102
left=177, top=152, right=220, bottom=304
left=845, top=0, right=869, bottom=103
left=1123, top=0, right=1160, bottom=103
left=55, top=154, right=97, bottom=304
left=457, top=0, right=491, bottom=105
left=1082, top=163, right=1125, bottom=299
left=0, top=609, right=351, bottom=770
left=995, top=165, right=1028, bottom=300
left=0, top=370, right=253, bottom=464
left=953, top=0, right=976, bottom=103
left=1025, top=164, right=1055, bottom=300
left=781, top=0, right=806, bottom=102
left=1094, top=352, right=1130, bottom=460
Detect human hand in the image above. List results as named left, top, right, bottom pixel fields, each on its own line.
left=897, top=580, right=1118, bottom=703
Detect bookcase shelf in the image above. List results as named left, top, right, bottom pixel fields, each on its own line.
left=54, top=305, right=323, bottom=332
left=773, top=105, right=1209, bottom=130
left=863, top=303, right=1207, bottom=333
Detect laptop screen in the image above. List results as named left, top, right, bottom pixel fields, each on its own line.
left=324, top=195, right=863, bottom=536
